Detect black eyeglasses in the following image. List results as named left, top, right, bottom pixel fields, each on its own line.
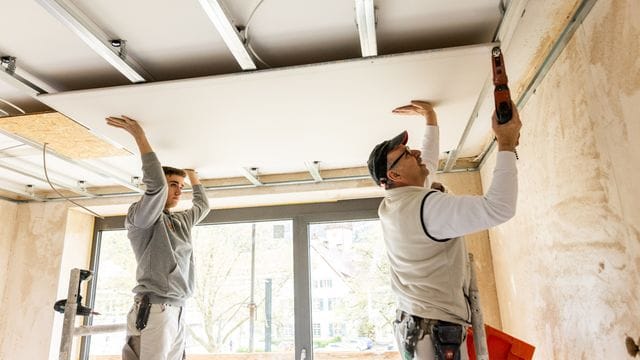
left=387, top=146, right=411, bottom=171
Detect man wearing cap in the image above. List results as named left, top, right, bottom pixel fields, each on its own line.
left=368, top=100, right=521, bottom=360
left=107, top=115, right=211, bottom=360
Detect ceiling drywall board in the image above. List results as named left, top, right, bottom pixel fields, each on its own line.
left=39, top=43, right=494, bottom=179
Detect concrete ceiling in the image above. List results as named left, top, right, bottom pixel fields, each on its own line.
left=0, top=0, right=507, bottom=201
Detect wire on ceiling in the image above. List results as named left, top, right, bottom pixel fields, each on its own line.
left=42, top=142, right=104, bottom=219
left=0, top=97, right=27, bottom=115
left=243, top=0, right=271, bottom=68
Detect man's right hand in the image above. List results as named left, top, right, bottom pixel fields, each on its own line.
left=106, top=115, right=153, bottom=154
left=106, top=116, right=145, bottom=138
left=492, top=102, right=521, bottom=152
left=392, top=100, right=438, bottom=126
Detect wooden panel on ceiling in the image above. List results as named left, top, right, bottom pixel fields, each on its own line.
left=0, top=112, right=130, bottom=159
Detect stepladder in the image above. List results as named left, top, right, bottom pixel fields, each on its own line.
left=55, top=268, right=126, bottom=360
left=468, top=253, right=489, bottom=360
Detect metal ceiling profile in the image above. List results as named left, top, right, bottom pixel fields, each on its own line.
left=34, top=0, right=151, bottom=83
left=0, top=182, right=44, bottom=202
left=197, top=0, right=257, bottom=70
left=444, top=0, right=598, bottom=172
left=0, top=160, right=95, bottom=198
left=0, top=57, right=46, bottom=97
left=0, top=130, right=143, bottom=195
left=354, top=0, right=378, bottom=57
left=305, top=161, right=323, bottom=182
left=241, top=167, right=263, bottom=186
left=442, top=0, right=523, bottom=172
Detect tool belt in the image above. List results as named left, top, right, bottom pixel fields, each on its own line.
left=135, top=294, right=152, bottom=331
left=395, top=310, right=465, bottom=360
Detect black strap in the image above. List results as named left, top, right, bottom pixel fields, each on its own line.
left=420, top=191, right=452, bottom=242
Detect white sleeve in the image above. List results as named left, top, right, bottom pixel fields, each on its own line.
left=421, top=151, right=518, bottom=239
left=421, top=125, right=439, bottom=187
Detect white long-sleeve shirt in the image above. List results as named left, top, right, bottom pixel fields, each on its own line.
left=378, top=125, right=517, bottom=324
left=419, top=125, right=518, bottom=239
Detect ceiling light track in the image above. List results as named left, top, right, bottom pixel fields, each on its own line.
left=34, top=0, right=151, bottom=83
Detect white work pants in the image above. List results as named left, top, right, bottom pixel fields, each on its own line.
left=394, top=314, right=469, bottom=360
left=122, top=302, right=186, bottom=360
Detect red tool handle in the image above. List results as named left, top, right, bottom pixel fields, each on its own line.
left=492, top=47, right=513, bottom=124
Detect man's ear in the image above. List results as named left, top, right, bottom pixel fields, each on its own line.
left=386, top=169, right=401, bottom=183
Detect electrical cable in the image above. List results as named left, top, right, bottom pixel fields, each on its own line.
left=244, top=0, right=271, bottom=68
left=247, top=42, right=271, bottom=68
left=0, top=97, right=26, bottom=114
left=245, top=0, right=265, bottom=34
left=42, top=142, right=104, bottom=218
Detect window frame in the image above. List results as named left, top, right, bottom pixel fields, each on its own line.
left=86, top=197, right=383, bottom=360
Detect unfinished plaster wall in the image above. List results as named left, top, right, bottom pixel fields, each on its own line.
left=0, top=202, right=93, bottom=360
left=481, top=0, right=640, bottom=358
left=0, top=201, right=68, bottom=359
left=0, top=199, right=18, bottom=313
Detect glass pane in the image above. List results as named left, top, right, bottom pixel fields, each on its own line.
left=88, top=229, right=135, bottom=358
left=309, top=220, right=398, bottom=357
left=87, top=221, right=294, bottom=359
left=187, top=221, right=294, bottom=357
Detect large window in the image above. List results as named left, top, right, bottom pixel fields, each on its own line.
left=310, top=221, right=396, bottom=354
left=85, top=198, right=396, bottom=360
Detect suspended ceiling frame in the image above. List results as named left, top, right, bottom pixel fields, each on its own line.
left=0, top=0, right=594, bottom=204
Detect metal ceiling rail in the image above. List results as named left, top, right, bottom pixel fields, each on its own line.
left=354, top=0, right=378, bottom=57
left=240, top=167, right=263, bottom=186
left=39, top=166, right=478, bottom=203
left=477, top=0, right=598, bottom=168
left=0, top=57, right=46, bottom=96
left=0, top=160, right=96, bottom=198
left=442, top=0, right=526, bottom=172
left=197, top=0, right=258, bottom=70
left=304, top=161, right=323, bottom=182
left=0, top=129, right=144, bottom=194
left=35, top=0, right=151, bottom=83
left=443, top=78, right=492, bottom=172
left=0, top=181, right=45, bottom=201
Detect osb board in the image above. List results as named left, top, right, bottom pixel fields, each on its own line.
left=0, top=112, right=130, bottom=159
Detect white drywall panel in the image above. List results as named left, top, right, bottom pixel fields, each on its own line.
left=39, top=44, right=493, bottom=178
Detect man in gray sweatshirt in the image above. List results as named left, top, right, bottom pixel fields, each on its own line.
left=367, top=101, right=521, bottom=360
left=106, top=115, right=210, bottom=360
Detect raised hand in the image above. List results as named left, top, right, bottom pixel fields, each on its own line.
left=392, top=100, right=438, bottom=126
left=106, top=115, right=152, bottom=154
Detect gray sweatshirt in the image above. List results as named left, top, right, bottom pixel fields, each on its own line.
left=125, top=152, right=210, bottom=305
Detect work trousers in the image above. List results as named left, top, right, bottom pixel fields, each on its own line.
left=122, top=302, right=186, bottom=360
left=393, top=311, right=469, bottom=360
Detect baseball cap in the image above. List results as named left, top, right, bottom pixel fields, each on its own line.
left=367, top=130, right=408, bottom=185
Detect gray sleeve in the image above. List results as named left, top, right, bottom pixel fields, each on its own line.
left=188, top=184, right=211, bottom=226
left=126, top=152, right=167, bottom=229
